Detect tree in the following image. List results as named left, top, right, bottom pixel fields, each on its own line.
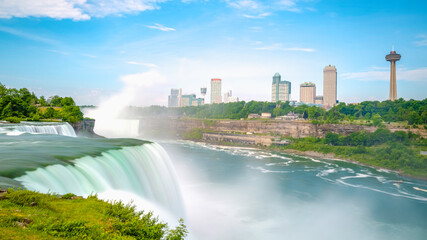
left=372, top=113, right=384, bottom=127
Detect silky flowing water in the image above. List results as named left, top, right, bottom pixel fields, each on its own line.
left=0, top=122, right=426, bottom=239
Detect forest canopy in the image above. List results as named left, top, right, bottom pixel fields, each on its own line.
left=0, top=83, right=83, bottom=123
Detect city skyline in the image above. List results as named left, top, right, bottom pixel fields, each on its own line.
left=0, top=0, right=426, bottom=106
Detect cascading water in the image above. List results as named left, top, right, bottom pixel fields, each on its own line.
left=15, top=142, right=183, bottom=218
left=0, top=122, right=76, bottom=137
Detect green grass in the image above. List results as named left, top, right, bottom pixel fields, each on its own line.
left=0, top=189, right=187, bottom=240
left=275, top=139, right=427, bottom=179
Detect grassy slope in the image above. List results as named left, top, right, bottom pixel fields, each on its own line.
left=0, top=189, right=187, bottom=240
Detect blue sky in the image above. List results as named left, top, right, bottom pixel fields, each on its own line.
left=0, top=0, right=426, bottom=105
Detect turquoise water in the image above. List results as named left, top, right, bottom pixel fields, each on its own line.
left=1, top=122, right=427, bottom=239
left=160, top=141, right=427, bottom=240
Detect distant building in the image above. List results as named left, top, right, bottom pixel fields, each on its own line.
left=200, top=87, right=207, bottom=99
left=323, top=65, right=337, bottom=108
left=224, top=90, right=239, bottom=103
left=168, top=88, right=182, bottom=108
left=261, top=113, right=272, bottom=118
left=248, top=113, right=260, bottom=119
left=181, top=94, right=204, bottom=107
left=211, top=78, right=222, bottom=104
left=271, top=73, right=291, bottom=102
left=300, top=82, right=316, bottom=104
left=276, top=112, right=299, bottom=121
left=314, top=96, right=323, bottom=105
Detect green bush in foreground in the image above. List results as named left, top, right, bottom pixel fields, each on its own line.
left=0, top=189, right=188, bottom=240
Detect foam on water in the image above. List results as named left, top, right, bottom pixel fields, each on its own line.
left=0, top=122, right=76, bottom=137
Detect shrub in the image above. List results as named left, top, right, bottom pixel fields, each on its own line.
left=4, top=116, right=21, bottom=123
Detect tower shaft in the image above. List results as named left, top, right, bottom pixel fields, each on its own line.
left=389, top=61, right=397, bottom=101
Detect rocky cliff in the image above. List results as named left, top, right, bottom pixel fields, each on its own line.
left=138, top=118, right=426, bottom=139
left=70, top=119, right=96, bottom=135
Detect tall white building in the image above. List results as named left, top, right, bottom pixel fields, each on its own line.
left=224, top=90, right=239, bottom=103
left=211, top=78, right=222, bottom=104
left=271, top=73, right=291, bottom=102
left=323, top=65, right=337, bottom=108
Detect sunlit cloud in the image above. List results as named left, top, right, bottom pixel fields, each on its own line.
left=146, top=23, right=176, bottom=32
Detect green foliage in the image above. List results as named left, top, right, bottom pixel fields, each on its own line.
left=4, top=189, right=51, bottom=207
left=61, top=193, right=77, bottom=199
left=183, top=128, right=205, bottom=140
left=0, top=83, right=83, bottom=123
left=0, top=189, right=188, bottom=240
left=4, top=116, right=21, bottom=123
left=283, top=130, right=427, bottom=178
left=128, top=98, right=426, bottom=125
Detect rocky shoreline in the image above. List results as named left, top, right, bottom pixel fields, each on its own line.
left=190, top=138, right=427, bottom=181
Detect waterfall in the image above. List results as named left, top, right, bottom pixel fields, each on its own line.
left=0, top=122, right=76, bottom=137
left=15, top=142, right=183, bottom=218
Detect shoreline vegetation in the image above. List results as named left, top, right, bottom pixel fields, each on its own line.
left=0, top=189, right=187, bottom=240
left=0, top=83, right=83, bottom=124
left=183, top=127, right=427, bottom=180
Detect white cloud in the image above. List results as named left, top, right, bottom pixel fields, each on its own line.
left=243, top=12, right=271, bottom=19
left=0, top=0, right=166, bottom=21
left=414, top=34, right=427, bottom=47
left=48, top=49, right=69, bottom=55
left=81, top=53, right=97, bottom=58
left=340, top=67, right=427, bottom=82
left=127, top=61, right=159, bottom=68
left=226, top=0, right=261, bottom=10
left=146, top=23, right=176, bottom=31
left=284, top=47, right=315, bottom=52
left=254, top=43, right=315, bottom=52
left=0, top=0, right=90, bottom=20
left=0, top=26, right=56, bottom=44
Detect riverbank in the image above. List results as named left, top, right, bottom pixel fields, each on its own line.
left=185, top=137, right=427, bottom=181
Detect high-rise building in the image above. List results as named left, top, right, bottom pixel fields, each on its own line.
left=323, top=65, right=337, bottom=108
left=314, top=96, right=323, bottom=105
left=224, top=90, right=239, bottom=103
left=181, top=94, right=204, bottom=107
left=168, top=88, right=182, bottom=107
left=385, top=50, right=401, bottom=101
left=271, top=73, right=291, bottom=102
left=300, top=82, right=316, bottom=104
left=211, top=78, right=222, bottom=104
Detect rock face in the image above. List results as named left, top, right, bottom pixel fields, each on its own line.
left=71, top=119, right=95, bottom=135
left=138, top=118, right=426, bottom=139
left=202, top=132, right=273, bottom=146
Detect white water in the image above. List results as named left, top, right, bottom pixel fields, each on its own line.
left=15, top=142, right=184, bottom=219
left=0, top=122, right=76, bottom=137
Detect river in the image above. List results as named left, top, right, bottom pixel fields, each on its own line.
left=1, top=121, right=426, bottom=239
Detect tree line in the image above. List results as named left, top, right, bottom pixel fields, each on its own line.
left=129, top=98, right=427, bottom=126
left=0, top=83, right=83, bottom=123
